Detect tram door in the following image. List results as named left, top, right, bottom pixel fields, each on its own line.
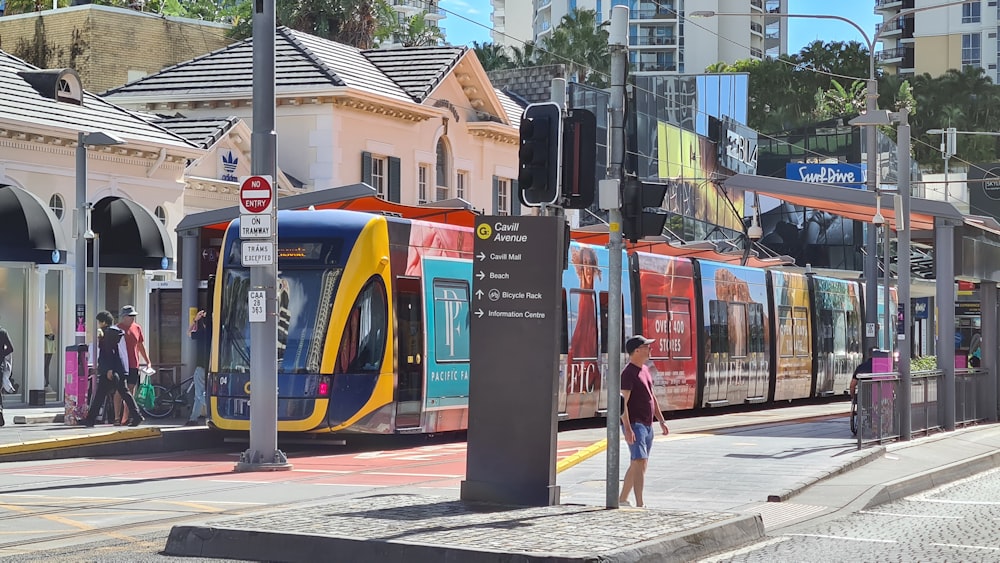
left=395, top=278, right=424, bottom=429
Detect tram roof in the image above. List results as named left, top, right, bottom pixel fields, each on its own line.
left=176, top=183, right=481, bottom=234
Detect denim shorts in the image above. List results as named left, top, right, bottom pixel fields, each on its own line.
left=624, top=422, right=654, bottom=460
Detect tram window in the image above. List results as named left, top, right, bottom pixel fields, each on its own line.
left=793, top=306, right=810, bottom=358
left=752, top=304, right=767, bottom=354
left=432, top=279, right=470, bottom=363
left=709, top=300, right=728, bottom=355
left=646, top=296, right=669, bottom=360
left=668, top=298, right=692, bottom=359
left=777, top=306, right=793, bottom=358
left=819, top=310, right=834, bottom=355
left=847, top=310, right=860, bottom=351
left=833, top=310, right=847, bottom=355
left=729, top=302, right=748, bottom=358
left=336, top=276, right=387, bottom=374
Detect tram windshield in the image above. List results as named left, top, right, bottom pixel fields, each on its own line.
left=218, top=266, right=343, bottom=374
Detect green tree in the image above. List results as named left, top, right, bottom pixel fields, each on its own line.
left=228, top=0, right=395, bottom=46
left=509, top=41, right=538, bottom=67
left=390, top=14, right=444, bottom=47
left=472, top=41, right=512, bottom=72
left=536, top=9, right=608, bottom=87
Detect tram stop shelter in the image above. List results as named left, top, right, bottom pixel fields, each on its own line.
left=727, top=173, right=1000, bottom=432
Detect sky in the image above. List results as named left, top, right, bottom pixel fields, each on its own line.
left=439, top=1, right=882, bottom=54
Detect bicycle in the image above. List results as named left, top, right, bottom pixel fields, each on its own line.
left=140, top=376, right=194, bottom=419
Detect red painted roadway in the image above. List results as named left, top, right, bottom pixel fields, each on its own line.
left=0, top=439, right=598, bottom=490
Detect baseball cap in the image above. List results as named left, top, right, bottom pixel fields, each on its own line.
left=120, top=305, right=139, bottom=317
left=625, top=335, right=654, bottom=355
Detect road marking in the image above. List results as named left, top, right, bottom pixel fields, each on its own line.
left=156, top=500, right=227, bottom=512
left=929, top=542, right=1000, bottom=552
left=859, top=510, right=963, bottom=519
left=0, top=502, right=133, bottom=542
left=366, top=472, right=462, bottom=478
left=784, top=533, right=897, bottom=544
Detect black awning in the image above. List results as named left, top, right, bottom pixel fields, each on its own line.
left=91, top=197, right=173, bottom=270
left=0, top=185, right=68, bottom=264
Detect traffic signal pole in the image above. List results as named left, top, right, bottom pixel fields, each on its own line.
left=605, top=4, right=628, bottom=510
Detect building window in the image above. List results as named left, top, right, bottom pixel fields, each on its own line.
left=48, top=193, right=64, bottom=220
left=456, top=171, right=467, bottom=200
left=154, top=205, right=167, bottom=225
left=963, top=1, right=981, bottom=23
left=497, top=178, right=510, bottom=215
left=436, top=184, right=449, bottom=201
left=418, top=165, right=429, bottom=204
left=963, top=33, right=981, bottom=67
left=371, top=156, right=387, bottom=198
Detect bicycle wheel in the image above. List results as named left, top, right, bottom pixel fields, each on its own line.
left=141, top=385, right=175, bottom=419
left=850, top=396, right=857, bottom=436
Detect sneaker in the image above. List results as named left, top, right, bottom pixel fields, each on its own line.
left=184, top=420, right=201, bottom=427
left=78, top=420, right=95, bottom=428
left=127, top=416, right=145, bottom=427
left=619, top=499, right=630, bottom=506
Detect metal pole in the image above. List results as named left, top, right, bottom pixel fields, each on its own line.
left=75, top=133, right=87, bottom=347
left=896, top=109, right=911, bottom=440
left=883, top=220, right=891, bottom=356
left=605, top=4, right=628, bottom=510
left=864, top=77, right=879, bottom=354
left=93, top=234, right=100, bottom=350
left=238, top=0, right=289, bottom=471
left=937, top=220, right=956, bottom=431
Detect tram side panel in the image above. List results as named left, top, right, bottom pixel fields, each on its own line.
left=809, top=276, right=863, bottom=397
left=630, top=252, right=699, bottom=412
left=768, top=271, right=813, bottom=401
left=561, top=243, right=627, bottom=419
left=696, top=260, right=771, bottom=407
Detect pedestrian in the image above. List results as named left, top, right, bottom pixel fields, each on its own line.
left=117, top=305, right=152, bottom=425
left=0, top=321, right=14, bottom=427
left=44, top=304, right=56, bottom=390
left=850, top=349, right=875, bottom=398
left=186, top=309, right=211, bottom=426
left=619, top=335, right=669, bottom=508
left=81, top=311, right=144, bottom=427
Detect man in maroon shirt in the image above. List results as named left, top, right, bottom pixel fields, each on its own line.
left=619, top=335, right=669, bottom=507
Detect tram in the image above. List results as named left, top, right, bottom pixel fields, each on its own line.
left=208, top=208, right=889, bottom=434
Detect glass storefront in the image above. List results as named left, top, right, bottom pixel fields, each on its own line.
left=45, top=272, right=62, bottom=396
left=0, top=267, right=27, bottom=398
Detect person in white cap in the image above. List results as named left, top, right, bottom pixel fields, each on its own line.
left=619, top=335, right=669, bottom=507
left=116, top=305, right=152, bottom=424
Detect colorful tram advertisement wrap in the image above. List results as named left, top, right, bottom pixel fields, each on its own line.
left=769, top=271, right=813, bottom=402
left=207, top=209, right=902, bottom=435
left=809, top=276, right=863, bottom=397
left=631, top=252, right=698, bottom=412
left=697, top=261, right=770, bottom=407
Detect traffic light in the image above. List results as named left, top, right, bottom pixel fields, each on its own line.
left=561, top=109, right=597, bottom=209
left=622, top=179, right=668, bottom=243
left=518, top=102, right=562, bottom=207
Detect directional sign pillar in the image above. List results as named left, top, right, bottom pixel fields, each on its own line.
left=461, top=215, right=564, bottom=506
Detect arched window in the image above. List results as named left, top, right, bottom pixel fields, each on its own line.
left=154, top=205, right=167, bottom=224
left=436, top=137, right=450, bottom=188
left=48, top=194, right=65, bottom=220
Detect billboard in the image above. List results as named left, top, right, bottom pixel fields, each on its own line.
left=968, top=163, right=1000, bottom=220
left=785, top=163, right=867, bottom=188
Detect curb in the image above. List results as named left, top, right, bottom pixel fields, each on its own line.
left=863, top=448, right=1000, bottom=509
left=12, top=413, right=64, bottom=425
left=767, top=445, right=886, bottom=502
left=556, top=438, right=607, bottom=472
left=0, top=427, right=160, bottom=457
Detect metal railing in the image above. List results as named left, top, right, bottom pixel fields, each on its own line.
left=855, top=372, right=900, bottom=448
left=856, top=368, right=989, bottom=449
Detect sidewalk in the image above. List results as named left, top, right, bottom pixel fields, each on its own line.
left=165, top=403, right=1000, bottom=563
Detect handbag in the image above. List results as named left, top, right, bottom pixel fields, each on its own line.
left=135, top=376, right=156, bottom=409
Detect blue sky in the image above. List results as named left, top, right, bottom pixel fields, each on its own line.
left=440, top=1, right=881, bottom=55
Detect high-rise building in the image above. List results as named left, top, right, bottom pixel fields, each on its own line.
left=489, top=0, right=788, bottom=74
left=386, top=0, right=447, bottom=47
left=876, top=0, right=997, bottom=81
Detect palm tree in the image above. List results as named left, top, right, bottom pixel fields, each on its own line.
left=392, top=14, right=444, bottom=47
left=536, top=9, right=609, bottom=87
left=472, top=42, right=512, bottom=72
left=510, top=41, right=539, bottom=67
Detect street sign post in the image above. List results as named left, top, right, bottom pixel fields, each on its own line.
left=462, top=215, right=564, bottom=507
left=240, top=175, right=273, bottom=214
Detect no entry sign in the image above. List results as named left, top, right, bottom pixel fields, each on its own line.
left=240, top=175, right=273, bottom=214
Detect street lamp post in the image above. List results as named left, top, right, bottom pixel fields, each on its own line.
left=75, top=131, right=125, bottom=349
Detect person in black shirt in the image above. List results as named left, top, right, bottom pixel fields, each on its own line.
left=186, top=310, right=211, bottom=426
left=80, top=311, right=144, bottom=427
left=850, top=350, right=876, bottom=398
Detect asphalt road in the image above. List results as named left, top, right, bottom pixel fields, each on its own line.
left=702, top=467, right=1000, bottom=562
